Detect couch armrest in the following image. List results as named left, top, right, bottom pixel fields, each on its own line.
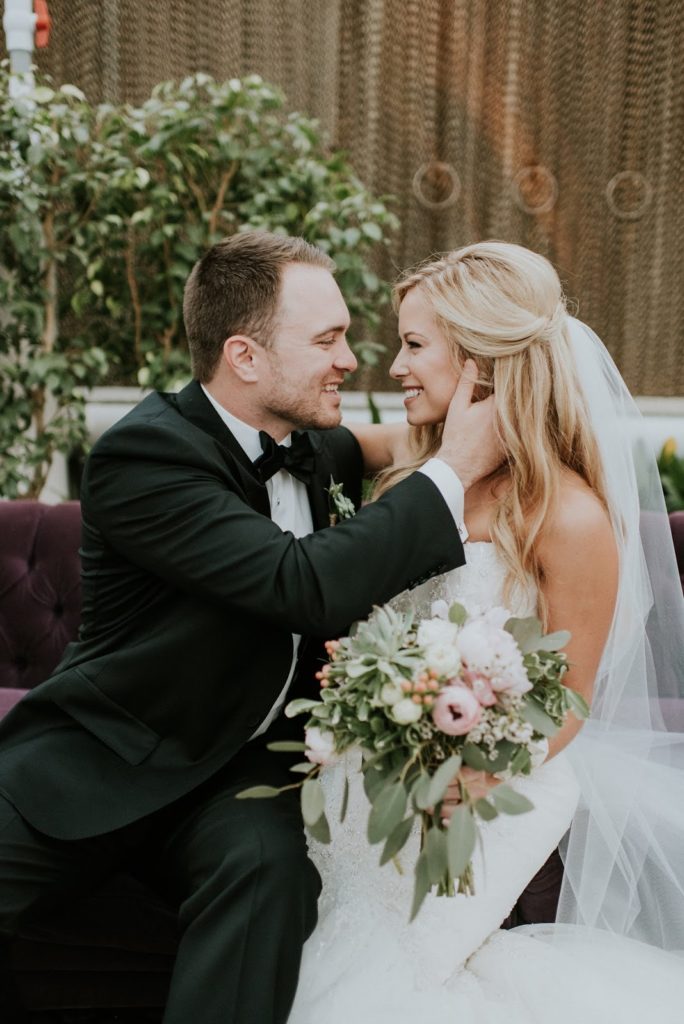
left=0, top=688, right=29, bottom=720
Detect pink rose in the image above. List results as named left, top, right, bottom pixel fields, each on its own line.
left=464, top=669, right=497, bottom=707
left=432, top=685, right=482, bottom=736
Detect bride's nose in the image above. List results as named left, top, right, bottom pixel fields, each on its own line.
left=390, top=350, right=407, bottom=380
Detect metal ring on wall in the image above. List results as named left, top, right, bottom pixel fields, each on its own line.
left=605, top=171, right=653, bottom=221
left=412, top=161, right=461, bottom=210
left=511, top=165, right=559, bottom=215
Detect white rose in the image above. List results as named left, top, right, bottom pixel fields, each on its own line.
left=417, top=618, right=459, bottom=648
left=424, top=642, right=461, bottom=679
left=430, top=599, right=450, bottom=620
left=391, top=698, right=423, bottom=725
left=304, top=726, right=339, bottom=766
left=380, top=682, right=404, bottom=706
left=479, top=605, right=513, bottom=630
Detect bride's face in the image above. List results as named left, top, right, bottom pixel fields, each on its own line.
left=391, top=287, right=461, bottom=426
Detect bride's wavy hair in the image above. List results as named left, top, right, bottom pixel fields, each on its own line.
left=375, top=241, right=609, bottom=620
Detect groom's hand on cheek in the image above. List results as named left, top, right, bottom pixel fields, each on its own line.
left=437, top=359, right=503, bottom=490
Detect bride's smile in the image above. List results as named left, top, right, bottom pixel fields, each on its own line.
left=391, top=286, right=461, bottom=426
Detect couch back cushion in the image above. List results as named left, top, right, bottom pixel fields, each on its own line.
left=0, top=502, right=82, bottom=690
left=670, top=512, right=684, bottom=591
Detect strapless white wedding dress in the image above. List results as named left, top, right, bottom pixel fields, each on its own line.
left=288, top=543, right=684, bottom=1023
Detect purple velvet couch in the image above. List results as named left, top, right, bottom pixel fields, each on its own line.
left=1, top=502, right=683, bottom=1017
left=0, top=503, right=176, bottom=1021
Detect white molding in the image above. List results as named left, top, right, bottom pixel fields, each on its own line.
left=83, top=387, right=684, bottom=456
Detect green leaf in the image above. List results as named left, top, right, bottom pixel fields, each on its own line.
left=509, top=745, right=532, bottom=776
left=340, top=775, right=350, bottom=823
left=426, top=754, right=462, bottom=807
left=379, top=816, right=415, bottom=865
left=521, top=697, right=559, bottom=737
left=490, top=784, right=535, bottom=815
left=475, top=798, right=499, bottom=821
left=361, top=221, right=383, bottom=242
left=536, top=630, right=571, bottom=652
left=285, top=698, right=321, bottom=718
left=505, top=616, right=543, bottom=654
left=367, top=781, right=408, bottom=844
left=565, top=688, right=591, bottom=720
left=301, top=778, right=325, bottom=826
left=462, top=740, right=516, bottom=774
left=289, top=762, right=315, bottom=774
left=448, top=602, right=467, bottom=626
left=411, top=772, right=433, bottom=811
left=307, top=811, right=331, bottom=844
left=424, top=825, right=448, bottom=885
left=409, top=850, right=432, bottom=922
left=266, top=740, right=306, bottom=752
left=446, top=805, right=477, bottom=878
left=235, top=785, right=282, bottom=799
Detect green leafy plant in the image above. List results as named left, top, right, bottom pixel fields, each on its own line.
left=658, top=438, right=684, bottom=512
left=0, top=66, right=398, bottom=497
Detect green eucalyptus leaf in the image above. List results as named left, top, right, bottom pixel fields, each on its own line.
left=307, top=811, right=331, bottom=844
left=565, top=688, right=591, bottom=720
left=536, top=630, right=571, bottom=652
left=521, top=697, right=559, bottom=737
left=475, top=798, right=499, bottom=821
left=504, top=616, right=544, bottom=654
left=379, top=816, right=415, bottom=865
left=424, top=825, right=448, bottom=885
left=448, top=602, right=467, bottom=626
left=235, top=785, right=282, bottom=799
left=367, top=781, right=407, bottom=844
left=301, top=778, right=326, bottom=826
left=266, top=741, right=307, bottom=752
left=490, top=784, right=535, bottom=815
left=426, top=754, right=462, bottom=807
left=446, top=805, right=477, bottom=878
left=409, top=850, right=432, bottom=922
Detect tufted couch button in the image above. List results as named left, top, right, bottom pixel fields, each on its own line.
left=54, top=604, right=64, bottom=616
left=15, top=656, right=28, bottom=671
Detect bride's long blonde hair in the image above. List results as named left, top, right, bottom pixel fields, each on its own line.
left=375, top=241, right=609, bottom=620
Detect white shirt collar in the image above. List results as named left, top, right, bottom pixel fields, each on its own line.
left=200, top=384, right=291, bottom=463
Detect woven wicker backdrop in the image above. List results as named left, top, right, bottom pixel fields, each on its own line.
left=5, top=0, right=683, bottom=395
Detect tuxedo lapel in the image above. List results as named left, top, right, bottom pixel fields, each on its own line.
left=304, top=432, right=334, bottom=531
left=172, top=381, right=271, bottom=518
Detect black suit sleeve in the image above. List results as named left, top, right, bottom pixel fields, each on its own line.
left=84, top=411, right=464, bottom=637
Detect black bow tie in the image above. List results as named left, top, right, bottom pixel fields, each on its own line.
left=254, top=430, right=316, bottom=485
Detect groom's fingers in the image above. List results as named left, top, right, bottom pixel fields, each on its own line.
left=449, top=359, right=478, bottom=417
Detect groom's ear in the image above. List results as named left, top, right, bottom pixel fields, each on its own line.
left=222, top=335, right=261, bottom=383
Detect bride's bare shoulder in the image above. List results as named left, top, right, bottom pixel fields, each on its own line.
left=537, top=468, right=617, bottom=567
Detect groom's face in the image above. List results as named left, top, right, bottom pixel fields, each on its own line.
left=258, top=264, right=357, bottom=436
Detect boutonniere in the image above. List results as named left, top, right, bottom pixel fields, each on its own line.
left=326, top=476, right=356, bottom=526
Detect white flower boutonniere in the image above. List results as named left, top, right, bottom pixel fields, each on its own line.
left=326, top=476, right=356, bottom=526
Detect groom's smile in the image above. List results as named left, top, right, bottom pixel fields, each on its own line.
left=256, top=263, right=357, bottom=438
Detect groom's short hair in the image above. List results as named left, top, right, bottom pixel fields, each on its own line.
left=183, top=231, right=335, bottom=382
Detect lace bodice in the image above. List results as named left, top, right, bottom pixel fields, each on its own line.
left=390, top=540, right=538, bottom=620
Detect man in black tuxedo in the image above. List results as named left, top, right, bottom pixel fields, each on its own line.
left=0, top=232, right=498, bottom=1023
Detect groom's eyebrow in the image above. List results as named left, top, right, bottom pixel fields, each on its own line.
left=312, top=323, right=349, bottom=339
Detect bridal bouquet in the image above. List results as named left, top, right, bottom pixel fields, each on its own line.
left=240, top=599, right=588, bottom=920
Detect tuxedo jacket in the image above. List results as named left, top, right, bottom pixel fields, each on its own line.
left=0, top=381, right=465, bottom=840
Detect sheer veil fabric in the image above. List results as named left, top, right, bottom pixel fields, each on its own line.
left=556, top=318, right=684, bottom=952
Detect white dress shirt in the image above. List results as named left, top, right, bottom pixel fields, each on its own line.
left=201, top=386, right=467, bottom=737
